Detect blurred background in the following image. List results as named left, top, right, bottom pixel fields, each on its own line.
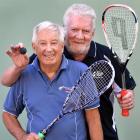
left=0, top=0, right=139, bottom=139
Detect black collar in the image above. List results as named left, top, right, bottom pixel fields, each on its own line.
left=86, top=41, right=96, bottom=58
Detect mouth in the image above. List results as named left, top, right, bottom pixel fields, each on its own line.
left=43, top=53, right=55, bottom=60
left=73, top=41, right=85, bottom=45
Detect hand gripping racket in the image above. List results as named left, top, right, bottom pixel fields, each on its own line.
left=102, top=4, right=138, bottom=116
left=38, top=60, right=115, bottom=139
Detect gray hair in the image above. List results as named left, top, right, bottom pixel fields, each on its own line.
left=63, top=3, right=97, bottom=31
left=32, top=21, right=65, bottom=43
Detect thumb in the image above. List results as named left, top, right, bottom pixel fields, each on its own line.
left=116, top=92, right=121, bottom=99
left=18, top=42, right=25, bottom=49
left=30, top=132, right=40, bottom=140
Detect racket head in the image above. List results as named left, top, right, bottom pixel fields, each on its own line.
left=62, top=60, right=115, bottom=113
left=102, top=4, right=138, bottom=64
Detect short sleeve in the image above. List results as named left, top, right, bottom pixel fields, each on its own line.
left=3, top=79, right=25, bottom=117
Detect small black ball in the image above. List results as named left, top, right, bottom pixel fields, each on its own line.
left=20, top=47, right=27, bottom=54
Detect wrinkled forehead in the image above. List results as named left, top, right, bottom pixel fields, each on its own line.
left=68, top=15, right=93, bottom=29
left=37, top=26, right=59, bottom=35
left=36, top=28, right=60, bottom=41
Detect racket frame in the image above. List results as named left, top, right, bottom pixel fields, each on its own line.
left=102, top=4, right=138, bottom=116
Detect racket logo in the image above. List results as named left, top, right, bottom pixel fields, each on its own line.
left=92, top=71, right=104, bottom=78
left=111, top=17, right=128, bottom=49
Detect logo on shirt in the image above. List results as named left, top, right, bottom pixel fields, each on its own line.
left=59, top=86, right=73, bottom=93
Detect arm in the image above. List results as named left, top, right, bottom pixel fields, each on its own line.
left=85, top=108, right=103, bottom=140
left=1, top=65, right=24, bottom=87
left=109, top=49, right=136, bottom=112
left=2, top=112, right=39, bottom=140
left=1, top=43, right=29, bottom=87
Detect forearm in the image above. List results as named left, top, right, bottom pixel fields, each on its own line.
left=85, top=108, right=103, bottom=140
left=2, top=112, right=26, bottom=140
left=1, top=65, right=23, bottom=87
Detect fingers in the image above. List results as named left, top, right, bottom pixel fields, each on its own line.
left=117, top=90, right=134, bottom=110
left=5, top=43, right=29, bottom=69
left=18, top=42, right=24, bottom=48
left=11, top=44, right=21, bottom=53
left=22, top=132, right=40, bottom=140
left=29, top=132, right=40, bottom=140
left=116, top=93, right=121, bottom=99
left=6, top=50, right=13, bottom=57
left=7, top=43, right=25, bottom=55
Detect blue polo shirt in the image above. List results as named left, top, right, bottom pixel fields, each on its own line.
left=3, top=55, right=99, bottom=140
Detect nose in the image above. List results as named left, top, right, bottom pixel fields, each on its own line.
left=76, top=30, right=84, bottom=39
left=44, top=44, right=53, bottom=52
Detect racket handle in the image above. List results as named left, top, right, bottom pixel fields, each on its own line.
left=121, top=89, right=129, bottom=117
left=38, top=132, right=45, bottom=140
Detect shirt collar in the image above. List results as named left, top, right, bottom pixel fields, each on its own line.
left=87, top=41, right=96, bottom=58
left=31, top=55, right=69, bottom=72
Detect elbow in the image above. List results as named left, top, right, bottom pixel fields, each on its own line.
left=2, top=111, right=9, bottom=124
left=1, top=77, right=12, bottom=87
left=2, top=111, right=17, bottom=124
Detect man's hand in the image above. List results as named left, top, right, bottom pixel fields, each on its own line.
left=6, top=43, right=29, bottom=70
left=117, top=90, right=135, bottom=110
left=21, top=132, right=41, bottom=140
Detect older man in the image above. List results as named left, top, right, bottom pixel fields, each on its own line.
left=2, top=21, right=103, bottom=140
left=63, top=4, right=135, bottom=140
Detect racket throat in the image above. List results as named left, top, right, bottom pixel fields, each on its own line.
left=122, top=71, right=126, bottom=89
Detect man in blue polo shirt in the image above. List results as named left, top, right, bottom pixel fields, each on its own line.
left=2, top=21, right=103, bottom=140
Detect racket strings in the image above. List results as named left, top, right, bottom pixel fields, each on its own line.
left=62, top=70, right=99, bottom=113
left=62, top=61, right=114, bottom=114
left=104, top=6, right=137, bottom=62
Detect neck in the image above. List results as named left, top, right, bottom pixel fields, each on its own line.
left=40, top=62, right=61, bottom=80
left=73, top=54, right=86, bottom=61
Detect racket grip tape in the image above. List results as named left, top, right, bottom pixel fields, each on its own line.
left=38, top=132, right=45, bottom=140
left=121, top=89, right=129, bottom=117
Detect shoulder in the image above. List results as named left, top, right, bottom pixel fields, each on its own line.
left=67, top=59, right=88, bottom=72
left=19, top=64, right=35, bottom=81
left=91, top=41, right=113, bottom=60
left=23, top=64, right=34, bottom=73
left=94, top=42, right=111, bottom=54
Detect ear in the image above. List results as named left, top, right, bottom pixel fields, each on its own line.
left=32, top=43, right=36, bottom=54
left=92, top=29, right=95, bottom=37
left=61, top=48, right=64, bottom=53
left=61, top=44, right=64, bottom=53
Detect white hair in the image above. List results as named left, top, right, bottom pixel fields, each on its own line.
left=32, top=21, right=65, bottom=43
left=63, top=3, right=97, bottom=31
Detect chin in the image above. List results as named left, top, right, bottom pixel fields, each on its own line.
left=43, top=59, right=55, bottom=65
